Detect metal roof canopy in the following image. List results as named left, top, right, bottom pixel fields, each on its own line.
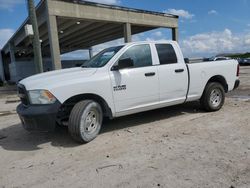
left=2, top=0, right=179, bottom=70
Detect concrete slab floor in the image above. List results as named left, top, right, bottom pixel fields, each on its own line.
left=0, top=67, right=249, bottom=188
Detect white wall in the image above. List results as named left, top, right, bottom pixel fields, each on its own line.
left=9, top=58, right=52, bottom=82
left=8, top=59, right=86, bottom=82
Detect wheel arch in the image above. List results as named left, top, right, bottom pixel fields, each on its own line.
left=205, top=75, right=228, bottom=93
left=57, top=93, right=113, bottom=124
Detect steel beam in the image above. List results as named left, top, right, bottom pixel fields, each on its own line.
left=43, top=21, right=94, bottom=47
left=41, top=20, right=77, bottom=46
left=58, top=22, right=93, bottom=40
left=61, top=23, right=109, bottom=46
left=69, top=27, right=154, bottom=52
left=66, top=24, right=121, bottom=48
left=74, top=27, right=122, bottom=47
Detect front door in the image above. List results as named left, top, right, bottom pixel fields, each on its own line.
left=109, top=44, right=159, bottom=116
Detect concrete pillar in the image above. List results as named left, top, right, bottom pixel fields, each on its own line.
left=9, top=43, right=16, bottom=62
left=9, top=43, right=18, bottom=82
left=0, top=51, right=6, bottom=82
left=172, top=28, right=179, bottom=42
left=89, top=47, right=93, bottom=59
left=47, top=15, right=62, bottom=70
left=124, top=23, right=132, bottom=43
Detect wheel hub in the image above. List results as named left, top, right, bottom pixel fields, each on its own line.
left=210, top=89, right=222, bottom=107
left=84, top=110, right=98, bottom=134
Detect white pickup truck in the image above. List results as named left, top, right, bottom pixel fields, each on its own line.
left=17, top=41, right=240, bottom=143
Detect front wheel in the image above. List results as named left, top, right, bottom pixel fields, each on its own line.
left=68, top=100, right=103, bottom=143
left=200, top=82, right=225, bottom=112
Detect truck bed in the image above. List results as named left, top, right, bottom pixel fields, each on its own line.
left=186, top=59, right=239, bottom=102
left=185, top=58, right=229, bottom=64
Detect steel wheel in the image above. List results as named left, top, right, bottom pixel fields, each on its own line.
left=201, top=82, right=225, bottom=112
left=81, top=109, right=100, bottom=136
left=209, top=88, right=222, bottom=108
left=68, top=100, right=103, bottom=143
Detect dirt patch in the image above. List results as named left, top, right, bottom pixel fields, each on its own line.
left=0, top=67, right=249, bottom=188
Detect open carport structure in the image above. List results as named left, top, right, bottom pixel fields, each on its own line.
left=0, top=0, right=178, bottom=82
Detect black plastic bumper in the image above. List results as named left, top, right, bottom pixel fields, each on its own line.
left=233, top=79, right=240, bottom=90
left=16, top=101, right=61, bottom=132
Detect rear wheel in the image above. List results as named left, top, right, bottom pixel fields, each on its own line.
left=68, top=100, right=103, bottom=143
left=200, top=82, right=225, bottom=112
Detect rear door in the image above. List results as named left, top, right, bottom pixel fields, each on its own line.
left=109, top=44, right=159, bottom=115
left=154, top=43, right=188, bottom=104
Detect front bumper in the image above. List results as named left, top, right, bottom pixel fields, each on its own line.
left=16, top=101, right=61, bottom=132
left=233, top=79, right=240, bottom=90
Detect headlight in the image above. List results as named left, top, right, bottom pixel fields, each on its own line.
left=28, top=90, right=56, bottom=104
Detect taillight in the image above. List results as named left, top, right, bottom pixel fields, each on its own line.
left=237, top=63, right=240, bottom=77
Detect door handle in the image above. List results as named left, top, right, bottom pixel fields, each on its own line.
left=175, top=69, right=184, bottom=73
left=145, top=72, right=156, bottom=77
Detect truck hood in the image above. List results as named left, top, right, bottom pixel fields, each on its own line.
left=20, top=67, right=97, bottom=90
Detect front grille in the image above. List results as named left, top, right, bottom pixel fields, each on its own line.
left=17, top=84, right=29, bottom=106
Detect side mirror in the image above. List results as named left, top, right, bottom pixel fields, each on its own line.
left=112, top=58, right=134, bottom=71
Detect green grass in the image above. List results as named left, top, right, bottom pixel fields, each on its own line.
left=228, top=53, right=250, bottom=58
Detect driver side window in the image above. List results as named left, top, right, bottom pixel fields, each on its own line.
left=119, top=44, right=152, bottom=68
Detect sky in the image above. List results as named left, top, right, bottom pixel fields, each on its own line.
left=0, top=0, right=250, bottom=59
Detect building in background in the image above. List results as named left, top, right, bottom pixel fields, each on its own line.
left=0, top=0, right=178, bottom=83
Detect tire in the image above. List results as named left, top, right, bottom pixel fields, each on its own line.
left=68, top=100, right=103, bottom=143
left=200, top=82, right=225, bottom=112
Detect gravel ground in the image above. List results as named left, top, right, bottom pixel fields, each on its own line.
left=0, top=67, right=250, bottom=188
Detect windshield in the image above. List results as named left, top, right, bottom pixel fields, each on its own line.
left=82, top=45, right=124, bottom=68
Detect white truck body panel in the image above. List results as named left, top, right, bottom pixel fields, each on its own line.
left=20, top=41, right=239, bottom=118
left=187, top=61, right=238, bottom=101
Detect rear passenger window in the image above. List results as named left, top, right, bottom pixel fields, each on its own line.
left=119, top=44, right=152, bottom=68
left=156, top=44, right=177, bottom=65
